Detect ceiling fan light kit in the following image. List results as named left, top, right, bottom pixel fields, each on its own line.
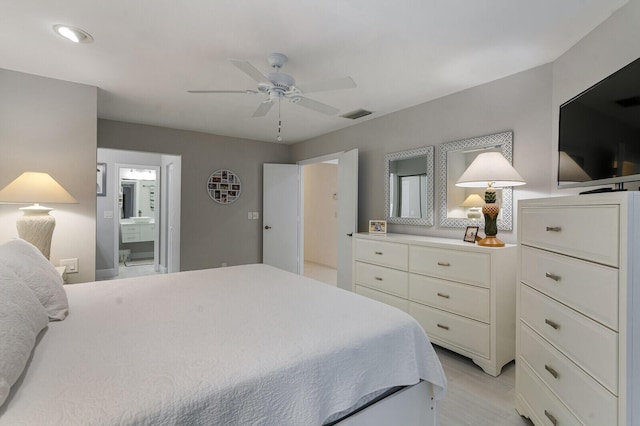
left=188, top=52, right=356, bottom=142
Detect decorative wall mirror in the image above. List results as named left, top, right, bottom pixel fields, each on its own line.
left=384, top=146, right=434, bottom=226
left=438, top=131, right=514, bottom=229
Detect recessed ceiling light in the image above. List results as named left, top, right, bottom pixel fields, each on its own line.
left=53, top=24, right=93, bottom=43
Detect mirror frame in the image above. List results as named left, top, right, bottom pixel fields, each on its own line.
left=438, top=131, right=514, bottom=230
left=384, top=146, right=434, bottom=226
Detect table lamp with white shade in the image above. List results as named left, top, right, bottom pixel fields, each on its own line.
left=460, top=193, right=485, bottom=219
left=0, top=172, right=77, bottom=259
left=456, top=152, right=525, bottom=247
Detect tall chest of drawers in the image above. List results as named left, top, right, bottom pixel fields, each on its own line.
left=353, top=233, right=516, bottom=376
left=516, top=193, right=640, bottom=426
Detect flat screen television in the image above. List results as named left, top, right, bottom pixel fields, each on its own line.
left=558, top=56, right=640, bottom=189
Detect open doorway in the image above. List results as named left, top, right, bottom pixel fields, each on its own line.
left=96, top=148, right=181, bottom=281
left=262, top=149, right=357, bottom=290
left=302, top=160, right=338, bottom=286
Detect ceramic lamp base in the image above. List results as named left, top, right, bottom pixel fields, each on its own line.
left=16, top=205, right=55, bottom=260
left=477, top=235, right=505, bottom=247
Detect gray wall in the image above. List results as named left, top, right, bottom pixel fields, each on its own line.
left=291, top=64, right=553, bottom=244
left=291, top=0, right=640, bottom=244
left=98, top=119, right=291, bottom=271
left=0, top=69, right=97, bottom=283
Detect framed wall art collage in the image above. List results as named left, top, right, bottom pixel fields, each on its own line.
left=207, top=169, right=242, bottom=204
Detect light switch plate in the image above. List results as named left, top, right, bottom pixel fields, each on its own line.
left=252, top=212, right=260, bottom=219
left=60, top=258, right=79, bottom=274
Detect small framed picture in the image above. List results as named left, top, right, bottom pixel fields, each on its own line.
left=463, top=225, right=479, bottom=243
left=369, top=220, right=387, bottom=234
left=97, top=163, right=107, bottom=196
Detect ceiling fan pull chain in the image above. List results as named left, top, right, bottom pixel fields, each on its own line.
left=277, top=97, right=283, bottom=142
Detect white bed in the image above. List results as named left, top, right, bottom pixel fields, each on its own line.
left=0, top=263, right=446, bottom=425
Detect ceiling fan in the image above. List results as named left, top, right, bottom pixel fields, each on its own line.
left=188, top=53, right=357, bottom=119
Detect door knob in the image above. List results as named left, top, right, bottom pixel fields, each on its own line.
left=264, top=225, right=272, bottom=230
left=347, top=233, right=353, bottom=237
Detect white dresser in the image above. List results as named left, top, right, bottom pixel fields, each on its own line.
left=516, top=193, right=640, bottom=426
left=353, top=233, right=516, bottom=376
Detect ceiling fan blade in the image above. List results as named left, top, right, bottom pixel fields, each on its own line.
left=295, top=77, right=356, bottom=94
left=229, top=60, right=271, bottom=85
left=252, top=100, right=274, bottom=118
left=187, top=90, right=258, bottom=94
left=293, top=96, right=340, bottom=115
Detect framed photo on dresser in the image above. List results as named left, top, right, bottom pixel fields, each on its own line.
left=369, top=220, right=387, bottom=234
left=463, top=225, right=479, bottom=243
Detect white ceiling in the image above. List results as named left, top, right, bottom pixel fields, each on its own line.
left=0, top=0, right=628, bottom=143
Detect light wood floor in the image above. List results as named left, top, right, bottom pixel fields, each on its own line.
left=304, top=260, right=337, bottom=286
left=435, top=346, right=533, bottom=426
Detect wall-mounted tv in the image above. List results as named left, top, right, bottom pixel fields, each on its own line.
left=558, top=57, right=640, bottom=189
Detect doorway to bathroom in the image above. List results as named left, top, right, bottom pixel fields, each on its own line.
left=95, top=148, right=181, bottom=281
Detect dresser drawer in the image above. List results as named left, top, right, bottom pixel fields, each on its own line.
left=520, top=283, right=618, bottom=394
left=520, top=205, right=619, bottom=267
left=409, top=274, right=490, bottom=323
left=517, top=359, right=582, bottom=426
left=409, top=246, right=490, bottom=288
left=355, top=262, right=409, bottom=298
left=520, top=323, right=618, bottom=425
left=355, top=285, right=409, bottom=313
left=410, top=302, right=490, bottom=358
left=521, top=245, right=619, bottom=330
left=355, top=239, right=408, bottom=270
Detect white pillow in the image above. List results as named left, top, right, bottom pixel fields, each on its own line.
left=0, top=239, right=69, bottom=321
left=0, top=267, right=49, bottom=407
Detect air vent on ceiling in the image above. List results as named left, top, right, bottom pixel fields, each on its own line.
left=341, top=109, right=373, bottom=120
left=615, top=96, right=640, bottom=108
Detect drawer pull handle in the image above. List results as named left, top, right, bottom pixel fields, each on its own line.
left=545, top=364, right=559, bottom=379
left=374, top=251, right=383, bottom=255
left=374, top=276, right=383, bottom=281
left=437, top=292, right=450, bottom=299
left=544, top=410, right=558, bottom=426
left=546, top=226, right=562, bottom=232
left=545, top=272, right=561, bottom=282
left=545, top=318, right=560, bottom=330
left=437, top=323, right=449, bottom=330
left=437, top=261, right=450, bottom=267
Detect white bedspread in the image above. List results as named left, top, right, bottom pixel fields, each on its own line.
left=0, top=264, right=446, bottom=425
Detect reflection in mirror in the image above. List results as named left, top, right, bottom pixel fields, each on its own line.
left=385, top=146, right=434, bottom=226
left=438, top=131, right=513, bottom=230
left=119, top=168, right=156, bottom=220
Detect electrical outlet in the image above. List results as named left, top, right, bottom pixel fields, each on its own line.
left=60, top=258, right=79, bottom=274
left=221, top=262, right=228, bottom=267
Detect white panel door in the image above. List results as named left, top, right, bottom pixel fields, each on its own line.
left=263, top=164, right=300, bottom=274
left=337, top=149, right=358, bottom=290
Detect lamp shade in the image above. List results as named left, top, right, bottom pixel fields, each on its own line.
left=456, top=152, right=526, bottom=188
left=460, top=193, right=485, bottom=207
left=0, top=172, right=77, bottom=204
